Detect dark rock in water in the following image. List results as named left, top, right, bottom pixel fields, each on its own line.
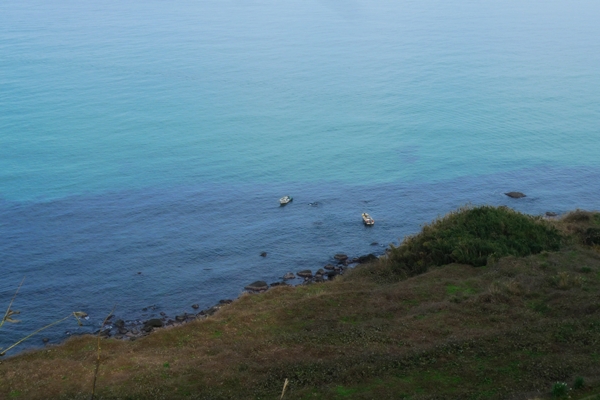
left=204, top=306, right=220, bottom=316
left=130, top=328, right=139, bottom=335
left=245, top=281, right=269, bottom=291
left=357, top=254, right=378, bottom=264
left=370, top=242, right=379, bottom=246
left=114, top=319, right=125, bottom=328
left=175, top=314, right=187, bottom=322
left=545, top=212, right=558, bottom=217
left=143, top=318, right=163, bottom=332
left=324, top=264, right=335, bottom=270
left=118, top=328, right=128, bottom=335
left=99, top=329, right=111, bottom=338
left=260, top=252, right=267, bottom=257
left=219, top=299, right=233, bottom=304
left=283, top=272, right=296, bottom=280
left=334, top=254, right=348, bottom=261
left=42, top=337, right=50, bottom=344
left=270, top=282, right=283, bottom=287
left=297, top=270, right=313, bottom=278
left=160, top=312, right=166, bottom=316
left=505, top=192, right=526, bottom=198
left=192, top=304, right=200, bottom=309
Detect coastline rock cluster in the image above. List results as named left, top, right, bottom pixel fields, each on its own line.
left=90, top=299, right=235, bottom=341
left=75, top=252, right=381, bottom=344
left=243, top=252, right=380, bottom=292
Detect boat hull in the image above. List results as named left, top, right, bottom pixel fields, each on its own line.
left=362, top=213, right=374, bottom=226
left=279, top=196, right=293, bottom=205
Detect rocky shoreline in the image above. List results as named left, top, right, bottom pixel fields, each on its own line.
left=47, top=198, right=564, bottom=346
left=74, top=251, right=383, bottom=343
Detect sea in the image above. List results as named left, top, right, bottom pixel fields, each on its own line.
left=1, top=0, right=599, bottom=355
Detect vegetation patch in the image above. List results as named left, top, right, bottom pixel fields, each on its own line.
left=385, top=206, right=562, bottom=276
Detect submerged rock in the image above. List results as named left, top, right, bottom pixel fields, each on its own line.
left=505, top=192, right=526, bottom=198
left=260, top=252, right=267, bottom=257
left=334, top=254, right=348, bottom=261
left=297, top=270, right=313, bottom=278
left=283, top=272, right=295, bottom=280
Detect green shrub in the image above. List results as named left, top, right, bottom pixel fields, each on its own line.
left=386, top=206, right=562, bottom=276
left=552, top=381, right=569, bottom=397
left=573, top=376, right=584, bottom=389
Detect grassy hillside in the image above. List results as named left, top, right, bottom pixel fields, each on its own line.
left=1, top=206, right=600, bottom=400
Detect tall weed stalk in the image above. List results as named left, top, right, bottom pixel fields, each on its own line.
left=1, top=278, right=87, bottom=357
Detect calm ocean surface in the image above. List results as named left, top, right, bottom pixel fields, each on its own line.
left=1, top=0, right=600, bottom=353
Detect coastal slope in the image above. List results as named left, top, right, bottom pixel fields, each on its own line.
left=1, top=207, right=600, bottom=399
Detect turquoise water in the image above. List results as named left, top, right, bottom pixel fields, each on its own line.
left=1, top=0, right=600, bottom=353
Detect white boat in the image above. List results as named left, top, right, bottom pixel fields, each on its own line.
left=279, top=195, right=293, bottom=205
left=362, top=213, right=374, bottom=226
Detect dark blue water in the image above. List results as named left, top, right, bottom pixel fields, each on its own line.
left=1, top=0, right=600, bottom=354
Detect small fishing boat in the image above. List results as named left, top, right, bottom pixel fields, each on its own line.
left=362, top=213, right=374, bottom=226
left=279, top=195, right=293, bottom=205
